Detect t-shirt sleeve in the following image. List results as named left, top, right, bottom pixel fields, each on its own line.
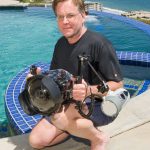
left=97, top=40, right=123, bottom=82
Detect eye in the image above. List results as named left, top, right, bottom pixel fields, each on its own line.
left=57, top=15, right=64, bottom=20
left=67, top=14, right=75, bottom=19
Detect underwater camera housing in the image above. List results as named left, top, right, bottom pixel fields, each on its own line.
left=19, top=55, right=130, bottom=118
left=19, top=68, right=73, bottom=116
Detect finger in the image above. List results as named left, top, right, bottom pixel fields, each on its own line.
left=72, top=88, right=87, bottom=101
left=82, top=79, right=87, bottom=84
left=73, top=84, right=86, bottom=90
left=26, top=73, right=33, bottom=80
left=36, top=67, right=42, bottom=74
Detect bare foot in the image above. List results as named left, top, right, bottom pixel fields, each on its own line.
left=91, top=132, right=110, bottom=150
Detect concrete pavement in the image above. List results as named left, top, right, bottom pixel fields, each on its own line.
left=0, top=0, right=29, bottom=7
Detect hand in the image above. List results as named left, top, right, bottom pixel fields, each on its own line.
left=26, top=67, right=42, bottom=80
left=72, top=80, right=87, bottom=101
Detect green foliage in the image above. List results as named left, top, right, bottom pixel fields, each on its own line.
left=32, top=0, right=45, bottom=2
left=19, top=0, right=30, bottom=2
left=136, top=18, right=150, bottom=25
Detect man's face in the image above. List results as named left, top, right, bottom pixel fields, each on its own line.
left=55, top=0, right=86, bottom=41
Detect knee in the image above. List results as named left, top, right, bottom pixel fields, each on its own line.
left=29, top=133, right=41, bottom=149
left=29, top=133, right=47, bottom=149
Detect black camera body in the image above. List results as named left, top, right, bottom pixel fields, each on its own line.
left=19, top=69, right=73, bottom=116
left=19, top=55, right=129, bottom=118
left=19, top=56, right=111, bottom=118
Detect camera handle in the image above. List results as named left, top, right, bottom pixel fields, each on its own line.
left=77, top=54, right=109, bottom=93
left=75, top=54, right=109, bottom=118
left=74, top=55, right=94, bottom=118
left=30, top=65, right=37, bottom=75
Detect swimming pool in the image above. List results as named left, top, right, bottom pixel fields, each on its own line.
left=0, top=7, right=150, bottom=137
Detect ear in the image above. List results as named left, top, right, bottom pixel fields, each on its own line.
left=80, top=12, right=87, bottom=22
left=81, top=12, right=86, bottom=18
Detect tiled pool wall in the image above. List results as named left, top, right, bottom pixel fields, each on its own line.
left=117, top=51, right=150, bottom=67
left=5, top=58, right=150, bottom=135
left=0, top=6, right=27, bottom=10
left=117, top=51, right=150, bottom=96
left=5, top=62, right=48, bottom=135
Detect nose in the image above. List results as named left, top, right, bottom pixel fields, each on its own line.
left=63, top=16, right=69, bottom=24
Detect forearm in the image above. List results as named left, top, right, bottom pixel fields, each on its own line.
left=86, top=81, right=123, bottom=97
left=72, top=80, right=123, bottom=101
left=107, top=81, right=123, bottom=91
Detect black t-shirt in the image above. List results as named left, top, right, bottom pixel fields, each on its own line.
left=50, top=30, right=123, bottom=85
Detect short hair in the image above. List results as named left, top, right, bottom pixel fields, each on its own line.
left=52, top=0, right=86, bottom=15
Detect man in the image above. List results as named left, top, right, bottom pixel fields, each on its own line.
left=29, top=0, right=123, bottom=149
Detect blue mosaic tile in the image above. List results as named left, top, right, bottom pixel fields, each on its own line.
left=5, top=61, right=150, bottom=134
left=5, top=63, right=50, bottom=134
left=116, top=51, right=150, bottom=67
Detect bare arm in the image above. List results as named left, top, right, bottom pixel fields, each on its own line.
left=107, top=80, right=123, bottom=91
left=72, top=80, right=123, bottom=101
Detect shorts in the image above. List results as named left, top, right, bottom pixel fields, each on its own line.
left=88, top=101, right=116, bottom=126
left=44, top=101, right=116, bottom=127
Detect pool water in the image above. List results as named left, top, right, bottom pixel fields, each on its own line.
left=0, top=7, right=150, bottom=137
left=86, top=14, right=150, bottom=52
left=94, top=0, right=150, bottom=11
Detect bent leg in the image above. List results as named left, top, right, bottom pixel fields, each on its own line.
left=51, top=104, right=109, bottom=150
left=29, top=118, right=69, bottom=149
left=67, top=117, right=109, bottom=150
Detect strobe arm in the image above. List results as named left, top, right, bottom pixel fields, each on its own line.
left=77, top=54, right=109, bottom=93
left=75, top=54, right=109, bottom=118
